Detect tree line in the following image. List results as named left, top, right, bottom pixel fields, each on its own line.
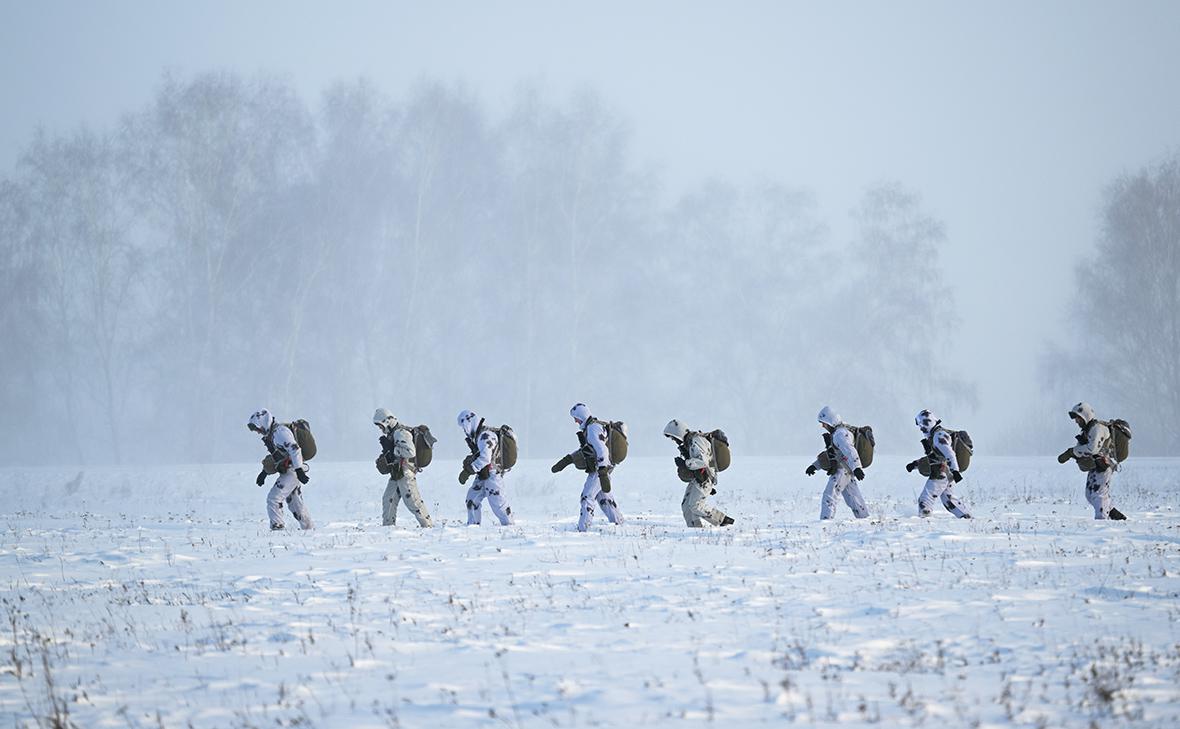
left=1, top=71, right=1172, bottom=465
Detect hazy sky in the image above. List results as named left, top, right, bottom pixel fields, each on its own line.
left=3, top=0, right=1178, bottom=440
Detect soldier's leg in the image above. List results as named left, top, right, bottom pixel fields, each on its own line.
left=939, top=484, right=971, bottom=518
left=597, top=488, right=623, bottom=525
left=918, top=477, right=945, bottom=517
left=681, top=483, right=703, bottom=527
left=484, top=475, right=514, bottom=526
left=465, top=482, right=485, bottom=525
left=688, top=481, right=727, bottom=526
left=820, top=472, right=847, bottom=520
left=399, top=472, right=433, bottom=527
left=577, top=473, right=600, bottom=532
left=267, top=472, right=298, bottom=529
left=285, top=485, right=314, bottom=529
left=382, top=477, right=399, bottom=526
left=842, top=478, right=869, bottom=519
left=1086, top=469, right=1112, bottom=519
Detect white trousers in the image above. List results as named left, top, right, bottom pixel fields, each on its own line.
left=820, top=470, right=868, bottom=520
left=383, top=471, right=433, bottom=527
left=918, top=476, right=970, bottom=518
left=577, top=471, right=623, bottom=531
left=466, top=473, right=513, bottom=526
left=681, top=479, right=727, bottom=527
left=267, top=471, right=313, bottom=529
left=1085, top=468, right=1115, bottom=519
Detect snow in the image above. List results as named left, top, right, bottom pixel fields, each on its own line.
left=2, top=456, right=1178, bottom=727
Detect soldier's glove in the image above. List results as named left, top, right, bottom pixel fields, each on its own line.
left=951, top=470, right=963, bottom=483
left=551, top=454, right=574, bottom=473
left=905, top=460, right=919, bottom=473
left=459, top=465, right=473, bottom=485
left=1057, top=448, right=1074, bottom=464
left=255, top=470, right=268, bottom=487
left=1075, top=433, right=1088, bottom=445
left=852, top=467, right=866, bottom=481
left=597, top=467, right=612, bottom=493
left=805, top=464, right=817, bottom=476
left=296, top=468, right=310, bottom=485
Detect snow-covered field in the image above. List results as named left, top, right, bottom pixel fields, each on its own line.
left=1, top=456, right=1178, bottom=727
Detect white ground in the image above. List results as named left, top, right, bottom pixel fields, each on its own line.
left=1, top=456, right=1178, bottom=727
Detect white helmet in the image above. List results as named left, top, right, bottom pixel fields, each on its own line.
left=373, top=408, right=398, bottom=432
left=663, top=419, right=689, bottom=442
left=817, top=406, right=842, bottom=429
left=570, top=403, right=592, bottom=428
left=247, top=409, right=274, bottom=435
left=915, top=409, right=938, bottom=434
left=1070, top=401, right=1096, bottom=425
left=457, top=409, right=480, bottom=437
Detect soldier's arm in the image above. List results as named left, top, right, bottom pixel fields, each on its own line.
left=1073, top=423, right=1101, bottom=457
left=933, top=431, right=960, bottom=472
left=833, top=428, right=862, bottom=471
left=274, top=427, right=304, bottom=471
left=587, top=422, right=611, bottom=468
left=470, top=431, right=497, bottom=472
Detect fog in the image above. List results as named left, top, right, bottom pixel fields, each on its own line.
left=1, top=1, right=1178, bottom=465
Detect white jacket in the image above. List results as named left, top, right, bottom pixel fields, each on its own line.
left=830, top=425, right=862, bottom=474
left=583, top=420, right=611, bottom=469
left=930, top=427, right=960, bottom=472
left=469, top=428, right=500, bottom=475
left=684, top=432, right=715, bottom=477
left=1073, top=420, right=1114, bottom=460
left=269, top=424, right=304, bottom=471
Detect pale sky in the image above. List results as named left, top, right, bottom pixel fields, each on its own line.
left=3, top=0, right=1178, bottom=443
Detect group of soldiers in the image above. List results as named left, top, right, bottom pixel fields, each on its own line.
left=245, top=400, right=1128, bottom=531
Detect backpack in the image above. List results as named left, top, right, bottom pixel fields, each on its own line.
left=707, top=429, right=731, bottom=472
left=1108, top=419, right=1131, bottom=462
left=814, top=425, right=873, bottom=471
left=487, top=424, right=517, bottom=471
left=286, top=419, right=317, bottom=460
left=410, top=424, right=437, bottom=469
left=846, top=425, right=874, bottom=468
left=588, top=418, right=629, bottom=466
left=1074, top=419, right=1131, bottom=471
left=917, top=427, right=973, bottom=476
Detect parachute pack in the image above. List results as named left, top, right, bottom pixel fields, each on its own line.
left=707, top=429, right=731, bottom=472
left=377, top=424, right=437, bottom=477
left=672, top=429, right=731, bottom=482
left=287, top=419, right=317, bottom=460
left=572, top=418, right=630, bottom=470
left=262, top=419, right=317, bottom=474
left=490, top=424, right=518, bottom=472
left=1075, top=419, right=1131, bottom=471
left=814, top=424, right=874, bottom=472
left=410, top=424, right=437, bottom=469
left=916, top=427, right=973, bottom=477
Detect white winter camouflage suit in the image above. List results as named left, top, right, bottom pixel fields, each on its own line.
left=264, top=422, right=313, bottom=530
left=681, top=433, right=730, bottom=527
left=918, top=427, right=971, bottom=518
left=462, top=415, right=513, bottom=526
left=572, top=406, right=623, bottom=531
left=1073, top=412, right=1118, bottom=519
left=813, top=418, right=869, bottom=520
left=380, top=426, right=433, bottom=527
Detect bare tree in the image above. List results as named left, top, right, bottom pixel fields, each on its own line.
left=1051, top=152, right=1180, bottom=454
